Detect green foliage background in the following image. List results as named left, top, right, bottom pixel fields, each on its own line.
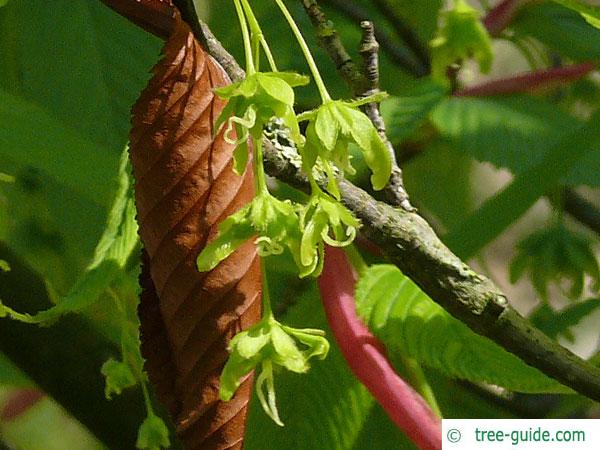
left=0, top=0, right=599, bottom=449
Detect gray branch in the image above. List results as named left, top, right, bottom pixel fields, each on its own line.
left=193, top=16, right=600, bottom=403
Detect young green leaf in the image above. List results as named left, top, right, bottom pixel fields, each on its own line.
left=100, top=358, right=138, bottom=400
left=430, top=0, right=493, bottom=83
left=136, top=414, right=170, bottom=450
left=355, top=264, right=571, bottom=393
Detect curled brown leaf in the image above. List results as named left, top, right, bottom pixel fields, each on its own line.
left=130, top=9, right=261, bottom=450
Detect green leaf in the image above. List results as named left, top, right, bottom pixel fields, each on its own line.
left=0, top=89, right=120, bottom=206
left=552, top=1, right=600, bottom=28
left=530, top=299, right=600, bottom=340
left=355, top=264, right=570, bottom=393
left=431, top=96, right=600, bottom=187
left=381, top=79, right=447, bottom=145
left=513, top=3, right=600, bottom=61
left=100, top=358, right=137, bottom=399
left=0, top=0, right=161, bottom=150
left=0, top=1, right=9, bottom=7
left=440, top=109, right=600, bottom=258
left=0, top=148, right=139, bottom=324
left=136, top=414, right=170, bottom=450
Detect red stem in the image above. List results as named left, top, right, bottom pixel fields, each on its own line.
left=318, top=247, right=442, bottom=450
left=455, top=63, right=596, bottom=97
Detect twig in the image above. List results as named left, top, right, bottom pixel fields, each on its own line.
left=299, top=0, right=367, bottom=93
left=322, top=0, right=428, bottom=77
left=358, top=22, right=413, bottom=210
left=299, top=0, right=413, bottom=209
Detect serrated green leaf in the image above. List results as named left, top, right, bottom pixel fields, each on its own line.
left=136, top=414, right=170, bottom=450
left=100, top=358, right=137, bottom=399
left=438, top=107, right=600, bottom=258
left=0, top=148, right=139, bottom=324
left=355, top=264, right=570, bottom=393
left=513, top=3, right=600, bottom=61
left=431, top=96, right=600, bottom=187
left=381, top=79, right=447, bottom=145
left=531, top=299, right=600, bottom=340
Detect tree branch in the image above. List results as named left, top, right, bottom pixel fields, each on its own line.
left=102, top=0, right=600, bottom=403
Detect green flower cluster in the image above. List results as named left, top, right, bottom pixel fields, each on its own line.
left=430, top=0, right=493, bottom=83
left=220, top=315, right=329, bottom=425
left=215, top=71, right=308, bottom=174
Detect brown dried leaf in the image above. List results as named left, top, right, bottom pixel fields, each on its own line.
left=130, top=10, right=261, bottom=450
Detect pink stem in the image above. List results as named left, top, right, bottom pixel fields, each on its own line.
left=318, top=247, right=442, bottom=450
left=455, top=63, right=596, bottom=97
